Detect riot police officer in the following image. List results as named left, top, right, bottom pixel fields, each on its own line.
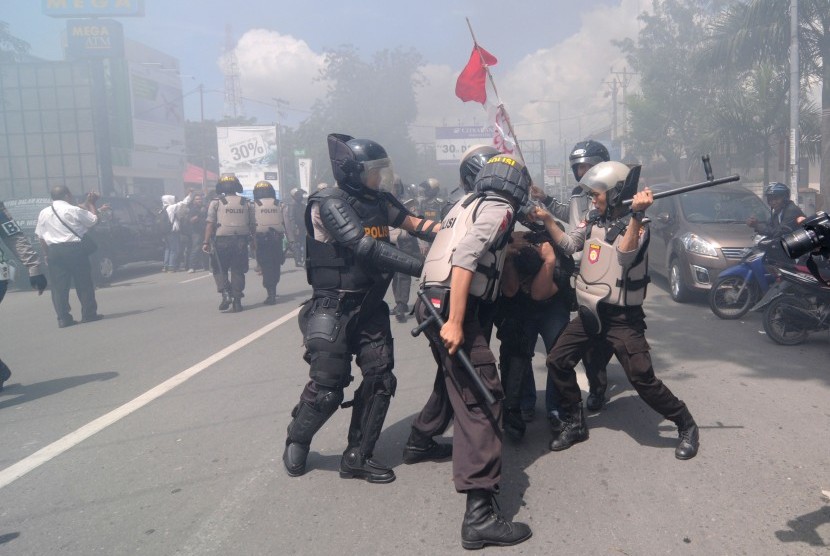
left=202, top=175, right=255, bottom=313
left=404, top=154, right=533, bottom=550
left=532, top=161, right=700, bottom=460
left=0, top=201, right=47, bottom=390
left=252, top=180, right=284, bottom=305
left=282, top=134, right=440, bottom=483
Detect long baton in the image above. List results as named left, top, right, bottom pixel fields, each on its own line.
left=622, top=156, right=740, bottom=206
left=210, top=237, right=224, bottom=277
left=411, top=290, right=496, bottom=405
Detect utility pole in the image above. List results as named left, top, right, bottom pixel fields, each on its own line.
left=273, top=98, right=289, bottom=199
left=789, top=0, right=799, bottom=204
left=610, top=67, right=635, bottom=158
left=199, top=83, right=207, bottom=194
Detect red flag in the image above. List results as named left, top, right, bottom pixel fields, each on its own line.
left=455, top=46, right=497, bottom=104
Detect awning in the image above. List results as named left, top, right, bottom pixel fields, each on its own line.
left=183, top=163, right=218, bottom=184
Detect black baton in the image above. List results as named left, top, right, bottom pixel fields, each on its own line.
left=411, top=290, right=496, bottom=405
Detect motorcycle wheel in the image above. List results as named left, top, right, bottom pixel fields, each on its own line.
left=709, top=275, right=757, bottom=320
left=763, top=295, right=811, bottom=345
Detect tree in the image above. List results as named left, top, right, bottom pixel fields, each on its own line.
left=705, top=0, right=830, bottom=206
left=0, top=21, right=30, bottom=63
left=294, top=46, right=425, bottom=186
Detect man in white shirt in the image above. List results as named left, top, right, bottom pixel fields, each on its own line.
left=35, top=185, right=101, bottom=328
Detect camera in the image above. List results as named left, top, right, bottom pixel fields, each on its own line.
left=780, top=211, right=830, bottom=259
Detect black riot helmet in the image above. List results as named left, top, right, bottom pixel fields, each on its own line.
left=764, top=182, right=790, bottom=199
left=418, top=178, right=441, bottom=200
left=460, top=144, right=500, bottom=193
left=579, top=161, right=641, bottom=218
left=569, top=140, right=610, bottom=180
left=474, top=154, right=532, bottom=207
left=216, top=174, right=243, bottom=195
left=327, top=133, right=395, bottom=197
left=253, top=180, right=276, bottom=199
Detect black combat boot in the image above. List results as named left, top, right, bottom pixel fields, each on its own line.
left=674, top=409, right=700, bottom=460
left=283, top=440, right=310, bottom=477
left=402, top=430, right=453, bottom=464
left=549, top=405, right=588, bottom=451
left=218, top=290, right=232, bottom=311
left=339, top=446, right=395, bottom=483
left=263, top=287, right=277, bottom=305
left=586, top=386, right=606, bottom=411
left=230, top=298, right=243, bottom=313
left=461, top=489, right=532, bottom=550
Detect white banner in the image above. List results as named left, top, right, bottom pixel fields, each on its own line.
left=217, top=126, right=280, bottom=197
left=297, top=158, right=312, bottom=195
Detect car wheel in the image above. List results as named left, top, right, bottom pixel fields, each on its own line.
left=669, top=258, right=691, bottom=303
left=92, top=253, right=114, bottom=286
left=708, top=275, right=757, bottom=319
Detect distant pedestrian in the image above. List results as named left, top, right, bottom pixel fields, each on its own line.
left=35, top=185, right=102, bottom=328
left=184, top=192, right=208, bottom=272
left=161, top=190, right=193, bottom=272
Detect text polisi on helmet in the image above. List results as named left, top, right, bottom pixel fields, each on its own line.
left=474, top=154, right=532, bottom=207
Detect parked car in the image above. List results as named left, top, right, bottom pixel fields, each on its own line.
left=4, top=196, right=165, bottom=286
left=645, top=183, right=769, bottom=302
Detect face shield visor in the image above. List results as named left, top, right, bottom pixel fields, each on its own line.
left=361, top=158, right=395, bottom=191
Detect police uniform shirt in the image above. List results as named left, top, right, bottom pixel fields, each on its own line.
left=450, top=200, right=514, bottom=274
left=308, top=195, right=408, bottom=244
left=555, top=217, right=647, bottom=268
left=35, top=200, right=97, bottom=245
left=206, top=196, right=256, bottom=232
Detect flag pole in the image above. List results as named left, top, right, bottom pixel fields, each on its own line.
left=465, top=17, right=525, bottom=164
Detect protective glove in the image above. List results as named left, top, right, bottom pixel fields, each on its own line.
left=30, top=274, right=47, bottom=294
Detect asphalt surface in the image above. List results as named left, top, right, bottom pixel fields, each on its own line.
left=0, top=261, right=828, bottom=555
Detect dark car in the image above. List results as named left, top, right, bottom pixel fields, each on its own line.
left=4, top=196, right=165, bottom=286
left=645, top=183, right=769, bottom=302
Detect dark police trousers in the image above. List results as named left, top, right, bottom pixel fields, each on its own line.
left=410, top=296, right=504, bottom=493
left=255, top=232, right=284, bottom=291
left=546, top=303, right=687, bottom=422
left=47, top=241, right=98, bottom=323
left=211, top=236, right=249, bottom=298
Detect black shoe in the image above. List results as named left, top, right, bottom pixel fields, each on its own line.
left=218, top=291, right=232, bottom=311
left=402, top=439, right=453, bottom=464
left=586, top=388, right=606, bottom=411
left=263, top=295, right=277, bottom=305
left=675, top=419, right=700, bottom=460
left=549, top=405, right=588, bottom=451
left=58, top=318, right=77, bottom=329
left=81, top=314, right=103, bottom=323
left=339, top=447, right=395, bottom=483
left=0, top=361, right=11, bottom=392
left=230, top=299, right=243, bottom=313
left=461, top=489, right=532, bottom=550
left=283, top=441, right=310, bottom=477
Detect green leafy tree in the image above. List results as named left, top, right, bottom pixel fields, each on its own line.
left=0, top=21, right=30, bottom=63
left=705, top=0, right=830, bottom=204
left=294, top=46, right=425, bottom=187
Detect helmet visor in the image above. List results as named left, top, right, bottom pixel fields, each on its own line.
left=362, top=158, right=394, bottom=190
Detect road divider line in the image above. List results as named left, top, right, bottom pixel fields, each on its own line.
left=180, top=273, right=212, bottom=284
left=0, top=307, right=302, bottom=490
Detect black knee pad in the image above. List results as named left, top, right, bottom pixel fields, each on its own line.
left=315, top=386, right=344, bottom=413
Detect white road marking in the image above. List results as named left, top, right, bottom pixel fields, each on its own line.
left=0, top=307, right=302, bottom=490
left=179, top=273, right=212, bottom=284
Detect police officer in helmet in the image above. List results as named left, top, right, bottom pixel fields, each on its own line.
left=282, top=133, right=441, bottom=483
left=531, top=161, right=700, bottom=460
left=252, top=180, right=284, bottom=304
left=405, top=154, right=533, bottom=549
left=202, top=175, right=255, bottom=312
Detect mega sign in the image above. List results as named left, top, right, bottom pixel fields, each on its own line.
left=43, top=0, right=145, bottom=17
left=66, top=19, right=124, bottom=58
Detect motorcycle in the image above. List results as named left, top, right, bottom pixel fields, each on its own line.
left=708, top=236, right=789, bottom=319
left=753, top=263, right=830, bottom=345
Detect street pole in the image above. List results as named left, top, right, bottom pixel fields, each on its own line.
left=199, top=83, right=206, bottom=194
left=789, top=0, right=799, bottom=205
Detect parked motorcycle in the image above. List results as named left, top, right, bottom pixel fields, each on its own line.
left=708, top=236, right=789, bottom=319
left=754, top=264, right=830, bottom=345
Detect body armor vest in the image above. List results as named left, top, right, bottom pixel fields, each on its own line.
left=304, top=188, right=391, bottom=292
left=254, top=198, right=284, bottom=234
left=215, top=195, right=251, bottom=237
left=575, top=217, right=650, bottom=310
left=421, top=192, right=513, bottom=302
left=419, top=198, right=443, bottom=223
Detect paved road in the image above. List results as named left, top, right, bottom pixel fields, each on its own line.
left=0, top=262, right=828, bottom=555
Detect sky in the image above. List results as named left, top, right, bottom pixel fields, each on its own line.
left=3, top=0, right=649, bottom=158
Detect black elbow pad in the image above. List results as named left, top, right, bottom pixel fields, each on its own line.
left=354, top=236, right=423, bottom=277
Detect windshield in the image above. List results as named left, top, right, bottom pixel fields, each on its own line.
left=678, top=190, right=768, bottom=223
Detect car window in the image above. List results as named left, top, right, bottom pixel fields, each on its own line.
left=106, top=199, right=131, bottom=224
left=678, top=190, right=767, bottom=223
left=649, top=196, right=674, bottom=218
left=131, top=202, right=156, bottom=227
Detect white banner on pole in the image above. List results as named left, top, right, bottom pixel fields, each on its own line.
left=297, top=158, right=312, bottom=195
